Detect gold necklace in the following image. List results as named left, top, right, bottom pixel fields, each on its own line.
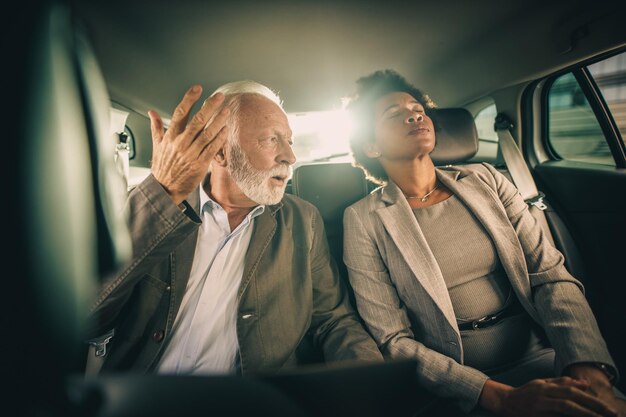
left=404, top=184, right=439, bottom=202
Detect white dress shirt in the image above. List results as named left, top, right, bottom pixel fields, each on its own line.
left=157, top=186, right=264, bottom=375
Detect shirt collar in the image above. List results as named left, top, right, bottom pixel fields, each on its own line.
left=199, top=184, right=265, bottom=220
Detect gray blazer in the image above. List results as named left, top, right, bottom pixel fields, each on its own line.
left=88, top=174, right=382, bottom=374
left=343, top=163, right=616, bottom=412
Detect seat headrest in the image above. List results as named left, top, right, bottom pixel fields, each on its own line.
left=291, top=163, right=369, bottom=225
left=430, top=108, right=479, bottom=166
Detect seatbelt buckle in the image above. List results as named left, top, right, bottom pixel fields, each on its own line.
left=525, top=192, right=547, bottom=211
left=86, top=329, right=115, bottom=357
left=113, top=133, right=130, bottom=191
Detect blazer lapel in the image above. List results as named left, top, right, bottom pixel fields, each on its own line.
left=238, top=204, right=278, bottom=300
left=376, top=182, right=458, bottom=332
left=436, top=168, right=531, bottom=301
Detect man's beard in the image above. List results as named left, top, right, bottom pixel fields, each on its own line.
left=227, top=142, right=292, bottom=205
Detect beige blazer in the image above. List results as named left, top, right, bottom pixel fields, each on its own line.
left=343, top=163, right=616, bottom=412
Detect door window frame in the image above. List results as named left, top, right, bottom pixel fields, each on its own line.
left=539, top=49, right=626, bottom=168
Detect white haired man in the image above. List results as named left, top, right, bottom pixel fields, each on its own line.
left=85, top=81, right=383, bottom=376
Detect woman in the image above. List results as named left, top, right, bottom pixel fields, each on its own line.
left=343, top=70, right=625, bottom=417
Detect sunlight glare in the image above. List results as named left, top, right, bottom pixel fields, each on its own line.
left=288, top=107, right=354, bottom=165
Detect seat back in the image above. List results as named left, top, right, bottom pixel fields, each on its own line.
left=291, top=162, right=370, bottom=282
left=11, top=3, right=131, bottom=415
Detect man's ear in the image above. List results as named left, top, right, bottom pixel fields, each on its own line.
left=214, top=144, right=228, bottom=167
left=364, top=143, right=381, bottom=158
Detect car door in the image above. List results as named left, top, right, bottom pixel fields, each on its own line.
left=528, top=49, right=626, bottom=392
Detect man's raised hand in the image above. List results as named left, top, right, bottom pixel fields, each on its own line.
left=149, top=85, right=230, bottom=205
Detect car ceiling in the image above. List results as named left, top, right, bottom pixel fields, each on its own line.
left=75, top=0, right=626, bottom=116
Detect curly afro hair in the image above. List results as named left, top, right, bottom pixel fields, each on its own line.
left=345, top=69, right=438, bottom=185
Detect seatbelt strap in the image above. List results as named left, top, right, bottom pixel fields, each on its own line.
left=494, top=113, right=546, bottom=210
left=115, top=132, right=130, bottom=190
left=110, top=108, right=130, bottom=190
left=494, top=113, right=554, bottom=245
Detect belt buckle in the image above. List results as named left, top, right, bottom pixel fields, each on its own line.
left=471, top=314, right=498, bottom=330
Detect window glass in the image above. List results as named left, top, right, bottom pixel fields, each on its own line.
left=470, top=102, right=498, bottom=163
left=474, top=103, right=498, bottom=142
left=547, top=51, right=626, bottom=166
left=588, top=52, right=626, bottom=141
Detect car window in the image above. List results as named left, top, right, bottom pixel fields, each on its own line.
left=470, top=102, right=498, bottom=164
left=547, top=51, right=626, bottom=166
left=589, top=52, right=626, bottom=140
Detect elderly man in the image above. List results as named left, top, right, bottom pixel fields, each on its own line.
left=87, top=81, right=382, bottom=375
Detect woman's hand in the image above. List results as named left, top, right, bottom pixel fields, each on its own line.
left=149, top=85, right=230, bottom=205
left=566, top=364, right=626, bottom=417
left=479, top=377, right=619, bottom=417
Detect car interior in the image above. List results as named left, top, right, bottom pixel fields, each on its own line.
left=7, top=0, right=626, bottom=416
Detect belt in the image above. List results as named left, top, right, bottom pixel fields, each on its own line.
left=458, top=311, right=509, bottom=331
left=457, top=290, right=515, bottom=331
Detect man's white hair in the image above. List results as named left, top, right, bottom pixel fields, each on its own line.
left=211, top=80, right=283, bottom=145
left=213, top=80, right=282, bottom=106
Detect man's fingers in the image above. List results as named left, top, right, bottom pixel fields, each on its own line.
left=198, top=125, right=228, bottom=161
left=168, top=84, right=203, bottom=136
left=183, top=92, right=226, bottom=143
left=190, top=106, right=230, bottom=155
left=148, top=110, right=164, bottom=144
left=204, top=105, right=230, bottom=139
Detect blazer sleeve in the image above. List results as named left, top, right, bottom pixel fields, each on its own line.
left=343, top=204, right=489, bottom=412
left=88, top=173, right=201, bottom=334
left=308, top=206, right=384, bottom=363
left=482, top=163, right=617, bottom=380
